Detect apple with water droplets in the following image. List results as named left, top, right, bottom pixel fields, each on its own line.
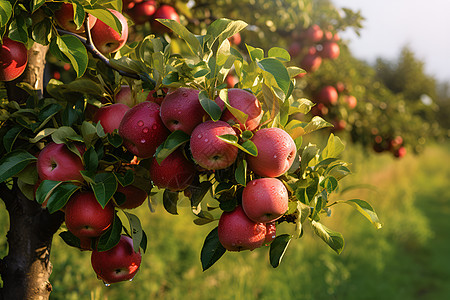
left=247, top=127, right=297, bottom=177
left=242, top=178, right=289, bottom=223
left=190, top=120, right=238, bottom=170
left=93, top=103, right=130, bottom=134
left=65, top=191, right=115, bottom=238
left=218, top=206, right=266, bottom=251
left=91, top=235, right=142, bottom=284
left=160, top=88, right=205, bottom=134
left=119, top=101, right=170, bottom=159
left=264, top=222, right=277, bottom=245
left=149, top=149, right=197, bottom=191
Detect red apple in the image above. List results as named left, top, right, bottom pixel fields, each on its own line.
left=319, top=41, right=340, bottom=60
left=150, top=5, right=180, bottom=34
left=93, top=103, right=130, bottom=134
left=160, top=88, right=205, bottom=134
left=37, top=142, right=84, bottom=182
left=119, top=101, right=170, bottom=159
left=332, top=119, right=347, bottom=132
left=65, top=191, right=115, bottom=238
left=127, top=0, right=157, bottom=25
left=115, top=85, right=135, bottom=107
left=225, top=74, right=239, bottom=88
left=54, top=3, right=97, bottom=33
left=300, top=53, right=322, bottom=73
left=91, top=9, right=128, bottom=55
left=228, top=32, right=241, bottom=45
left=393, top=146, right=407, bottom=158
left=215, top=88, right=262, bottom=132
left=218, top=206, right=266, bottom=251
left=123, top=0, right=143, bottom=10
left=390, top=136, right=403, bottom=149
left=304, top=24, right=323, bottom=43
left=264, top=222, right=277, bottom=245
left=310, top=103, right=328, bottom=116
left=288, top=41, right=302, bottom=58
left=242, top=178, right=289, bottom=223
left=116, top=184, right=148, bottom=209
left=91, top=235, right=142, bottom=284
left=0, top=38, right=28, bottom=82
left=344, top=95, right=357, bottom=109
left=335, top=82, right=345, bottom=93
left=145, top=87, right=168, bottom=105
left=190, top=120, right=238, bottom=170
left=247, top=127, right=297, bottom=177
left=316, top=86, right=338, bottom=105
left=149, top=149, right=197, bottom=191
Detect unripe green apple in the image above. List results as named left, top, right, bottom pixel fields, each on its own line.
left=65, top=191, right=115, bottom=238
left=247, top=128, right=297, bottom=177
left=91, top=235, right=142, bottom=284
left=218, top=206, right=266, bottom=251
left=190, top=120, right=238, bottom=170
left=242, top=178, right=289, bottom=223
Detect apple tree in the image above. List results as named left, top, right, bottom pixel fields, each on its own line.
left=0, top=0, right=382, bottom=299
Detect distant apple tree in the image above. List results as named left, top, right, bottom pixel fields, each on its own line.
left=0, top=1, right=381, bottom=299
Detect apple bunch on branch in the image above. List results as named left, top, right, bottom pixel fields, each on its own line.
left=0, top=0, right=381, bottom=290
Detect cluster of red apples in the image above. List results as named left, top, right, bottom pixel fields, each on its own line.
left=94, top=86, right=298, bottom=252
left=372, top=132, right=407, bottom=158
left=123, top=0, right=180, bottom=33
left=289, top=24, right=340, bottom=75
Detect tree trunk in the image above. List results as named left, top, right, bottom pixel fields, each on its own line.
left=0, top=42, right=63, bottom=300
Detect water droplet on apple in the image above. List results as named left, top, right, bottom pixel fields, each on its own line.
left=204, top=138, right=209, bottom=143
left=197, top=134, right=202, bottom=139
left=142, top=127, right=149, bottom=133
left=152, top=124, right=158, bottom=130
left=137, top=120, right=144, bottom=127
left=140, top=139, right=146, bottom=144
left=273, top=154, right=277, bottom=158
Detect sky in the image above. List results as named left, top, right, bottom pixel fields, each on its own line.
left=331, top=0, right=450, bottom=83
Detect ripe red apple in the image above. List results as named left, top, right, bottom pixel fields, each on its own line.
left=247, top=127, right=297, bottom=177
left=300, top=53, right=322, bottom=73
left=225, top=74, right=239, bottom=88
left=123, top=0, right=143, bottom=10
left=335, top=82, right=345, bottom=93
left=215, top=88, right=262, bottom=132
left=332, top=119, right=347, bottom=132
left=65, top=191, right=115, bottom=238
left=145, top=88, right=168, bottom=105
left=116, top=184, right=148, bottom=209
left=0, top=38, right=28, bottom=82
left=93, top=103, right=130, bottom=134
left=288, top=41, right=302, bottom=58
left=149, top=149, right=197, bottom=191
left=310, top=103, right=328, bottom=117
left=305, top=24, right=323, bottom=43
left=54, top=3, right=97, bottom=33
left=114, top=85, right=135, bottom=107
left=119, top=101, right=170, bottom=159
left=150, top=5, right=180, bottom=34
left=390, top=136, right=403, bottom=149
left=127, top=0, right=157, bottom=25
left=160, top=88, right=205, bottom=134
left=91, top=235, right=142, bottom=284
left=242, top=178, right=289, bottom=223
left=316, top=86, right=338, bottom=106
left=37, top=142, right=85, bottom=182
left=264, top=222, right=277, bottom=245
left=228, top=32, right=241, bottom=45
left=393, top=146, right=407, bottom=158
left=91, top=9, right=128, bottom=55
left=344, top=95, right=357, bottom=109
left=319, top=41, right=340, bottom=60
left=190, top=120, right=238, bottom=170
left=218, top=206, right=266, bottom=251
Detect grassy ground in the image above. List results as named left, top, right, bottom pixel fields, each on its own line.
left=1, top=143, right=449, bottom=299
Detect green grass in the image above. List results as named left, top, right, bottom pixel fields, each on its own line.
left=1, top=143, right=449, bottom=299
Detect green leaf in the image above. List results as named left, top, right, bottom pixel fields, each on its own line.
left=83, top=147, right=99, bottom=172
left=322, top=133, right=345, bottom=159
left=303, top=116, right=333, bottom=135
left=257, top=58, right=291, bottom=95
left=154, top=130, right=190, bottom=164
left=199, top=91, right=222, bottom=121
left=217, top=134, right=258, bottom=156
left=90, top=173, right=118, bottom=208
left=45, top=183, right=81, bottom=214
left=8, top=15, right=29, bottom=44
left=0, top=150, right=37, bottom=183
left=235, top=159, right=247, bottom=186
left=344, top=199, right=382, bottom=229
left=96, top=213, right=122, bottom=252
left=3, top=126, right=23, bottom=152
left=291, top=98, right=315, bottom=114
left=107, top=133, right=123, bottom=148
left=80, top=121, right=98, bottom=148
left=156, top=19, right=201, bottom=56
left=0, top=0, right=12, bottom=27
left=86, top=7, right=122, bottom=35
left=51, top=126, right=83, bottom=144
left=109, top=57, right=144, bottom=75
left=123, top=211, right=144, bottom=253
left=300, top=143, right=319, bottom=174
left=206, top=18, right=247, bottom=50
left=310, top=220, right=344, bottom=254
left=56, top=35, right=88, bottom=78
left=201, top=226, right=226, bottom=271
left=269, top=234, right=291, bottom=268
left=260, top=83, right=280, bottom=122
left=72, top=2, right=85, bottom=30
left=59, top=231, right=86, bottom=249
left=268, top=47, right=291, bottom=61
left=324, top=176, right=338, bottom=193
left=218, top=89, right=248, bottom=126
left=246, top=45, right=264, bottom=61
left=187, top=181, right=213, bottom=208
left=163, top=189, right=179, bottom=215
left=114, top=169, right=135, bottom=187
left=31, top=0, right=46, bottom=13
